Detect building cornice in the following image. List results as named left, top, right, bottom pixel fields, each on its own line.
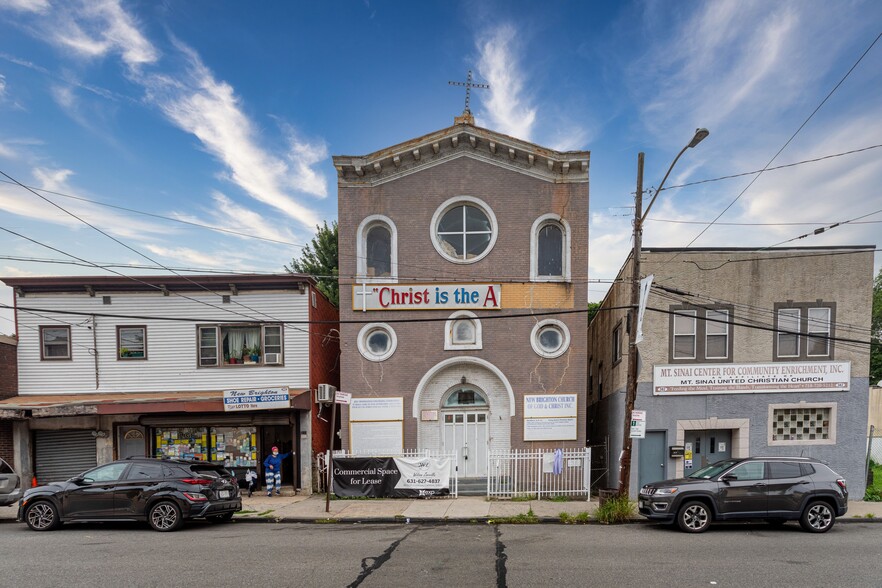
left=333, top=123, right=589, bottom=187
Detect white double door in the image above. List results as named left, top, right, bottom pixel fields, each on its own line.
left=442, top=411, right=489, bottom=477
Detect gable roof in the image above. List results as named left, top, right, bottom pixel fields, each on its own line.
left=332, top=118, right=589, bottom=187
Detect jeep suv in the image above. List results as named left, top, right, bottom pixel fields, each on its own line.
left=639, top=456, right=847, bottom=533
left=18, top=457, right=241, bottom=532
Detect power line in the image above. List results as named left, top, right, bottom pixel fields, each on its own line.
left=647, top=219, right=882, bottom=227
left=660, top=31, right=882, bottom=263
left=0, top=169, right=287, bottom=325
left=656, top=143, right=882, bottom=192
left=761, top=208, right=882, bottom=249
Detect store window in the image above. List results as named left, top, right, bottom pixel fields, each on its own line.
left=774, top=302, right=835, bottom=360
left=153, top=426, right=259, bottom=468
left=117, top=325, right=146, bottom=360
left=431, top=196, right=497, bottom=264
left=40, top=326, right=71, bottom=360
left=197, top=324, right=283, bottom=367
left=530, top=214, right=571, bottom=281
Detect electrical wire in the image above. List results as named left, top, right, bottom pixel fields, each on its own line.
left=657, top=31, right=882, bottom=266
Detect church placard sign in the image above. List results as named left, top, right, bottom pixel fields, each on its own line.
left=352, top=284, right=501, bottom=311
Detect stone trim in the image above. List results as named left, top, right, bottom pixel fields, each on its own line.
left=674, top=417, right=750, bottom=478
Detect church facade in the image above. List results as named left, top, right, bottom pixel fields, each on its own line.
left=333, top=113, right=589, bottom=477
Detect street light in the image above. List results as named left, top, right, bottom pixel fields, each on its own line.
left=617, top=128, right=709, bottom=497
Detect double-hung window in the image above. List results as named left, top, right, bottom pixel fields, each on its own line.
left=612, top=323, right=622, bottom=365
left=774, top=302, right=834, bottom=360
left=117, top=326, right=146, bottom=360
left=40, top=326, right=71, bottom=360
left=669, top=306, right=733, bottom=363
left=197, top=324, right=283, bottom=367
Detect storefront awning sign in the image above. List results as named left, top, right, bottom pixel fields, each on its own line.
left=223, top=387, right=290, bottom=412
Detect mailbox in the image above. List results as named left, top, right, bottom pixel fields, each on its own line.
left=669, top=445, right=685, bottom=458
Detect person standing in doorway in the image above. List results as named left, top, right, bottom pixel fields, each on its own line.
left=263, top=446, right=291, bottom=496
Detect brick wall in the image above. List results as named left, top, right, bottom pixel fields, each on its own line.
left=308, top=286, right=340, bottom=456
left=338, top=155, right=589, bottom=450
left=0, top=337, right=18, bottom=466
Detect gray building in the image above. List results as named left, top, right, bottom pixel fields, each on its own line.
left=333, top=112, right=589, bottom=477
left=588, top=246, right=875, bottom=497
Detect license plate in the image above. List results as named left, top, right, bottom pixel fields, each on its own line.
left=218, top=490, right=230, bottom=498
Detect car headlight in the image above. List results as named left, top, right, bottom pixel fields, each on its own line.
left=654, top=487, right=678, bottom=495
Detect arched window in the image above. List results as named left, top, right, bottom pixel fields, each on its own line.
left=444, top=311, right=482, bottom=350
left=530, top=214, right=571, bottom=281
left=365, top=225, right=391, bottom=277
left=443, top=386, right=488, bottom=408
left=357, top=215, right=398, bottom=281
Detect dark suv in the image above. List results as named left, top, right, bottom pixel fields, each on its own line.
left=639, top=456, right=847, bottom=533
left=18, top=457, right=241, bottom=532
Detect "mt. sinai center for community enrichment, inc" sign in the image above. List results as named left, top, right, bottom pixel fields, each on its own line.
left=653, top=361, right=850, bottom=396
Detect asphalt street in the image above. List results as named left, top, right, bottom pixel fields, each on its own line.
left=1, top=520, right=881, bottom=587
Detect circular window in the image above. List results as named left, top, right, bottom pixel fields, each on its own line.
left=530, top=319, right=571, bottom=359
left=430, top=196, right=498, bottom=264
left=357, top=323, right=397, bottom=362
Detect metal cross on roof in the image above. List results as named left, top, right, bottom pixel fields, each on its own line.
left=448, top=70, right=490, bottom=114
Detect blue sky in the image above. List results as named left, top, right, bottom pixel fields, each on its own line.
left=0, top=0, right=880, bottom=334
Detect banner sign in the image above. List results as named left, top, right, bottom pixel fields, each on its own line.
left=635, top=274, right=654, bottom=344
left=524, top=394, right=577, bottom=418
left=524, top=417, right=578, bottom=441
left=333, top=456, right=452, bottom=498
left=223, top=387, right=289, bottom=412
left=653, top=361, right=851, bottom=396
left=352, top=283, right=501, bottom=311
left=350, top=397, right=404, bottom=421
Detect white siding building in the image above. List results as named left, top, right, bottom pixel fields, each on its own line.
left=0, top=274, right=340, bottom=494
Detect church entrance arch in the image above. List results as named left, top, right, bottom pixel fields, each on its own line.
left=414, top=357, right=513, bottom=477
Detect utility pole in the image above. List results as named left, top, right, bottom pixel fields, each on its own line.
left=617, top=128, right=709, bottom=497
left=618, top=152, right=644, bottom=496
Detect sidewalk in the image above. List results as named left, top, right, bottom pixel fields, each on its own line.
left=4, top=492, right=882, bottom=524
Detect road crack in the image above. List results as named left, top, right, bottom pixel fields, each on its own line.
left=495, top=524, right=508, bottom=588
left=347, top=526, right=419, bottom=587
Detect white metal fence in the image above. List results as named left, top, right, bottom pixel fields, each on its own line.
left=322, top=449, right=459, bottom=497
left=868, top=434, right=882, bottom=465
left=487, top=448, right=591, bottom=499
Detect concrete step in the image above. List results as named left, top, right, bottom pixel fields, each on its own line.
left=457, top=477, right=488, bottom=496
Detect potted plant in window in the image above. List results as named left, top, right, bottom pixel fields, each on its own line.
left=249, top=344, right=260, bottom=363
left=119, top=347, right=130, bottom=358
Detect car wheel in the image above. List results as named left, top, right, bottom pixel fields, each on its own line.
left=207, top=512, right=235, bottom=523
left=677, top=501, right=711, bottom=533
left=799, top=500, right=835, bottom=533
left=25, top=501, right=61, bottom=531
left=148, top=501, right=183, bottom=532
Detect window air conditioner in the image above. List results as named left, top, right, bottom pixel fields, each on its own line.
left=264, top=353, right=282, bottom=365
left=316, top=384, right=336, bottom=404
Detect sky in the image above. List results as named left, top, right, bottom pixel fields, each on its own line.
left=0, top=0, right=880, bottom=335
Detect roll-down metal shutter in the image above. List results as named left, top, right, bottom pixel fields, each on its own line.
left=34, top=430, right=97, bottom=485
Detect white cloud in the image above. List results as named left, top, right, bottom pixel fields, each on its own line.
left=171, top=191, right=303, bottom=247
left=0, top=167, right=174, bottom=240
left=139, top=41, right=325, bottom=227
left=34, top=0, right=159, bottom=69
left=474, top=24, right=537, bottom=140
left=0, top=142, right=15, bottom=159
left=1, top=0, right=50, bottom=13
left=143, top=244, right=228, bottom=269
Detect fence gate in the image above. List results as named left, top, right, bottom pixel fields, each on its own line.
left=488, top=448, right=591, bottom=499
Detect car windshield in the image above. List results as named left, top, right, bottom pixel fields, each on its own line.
left=687, top=459, right=740, bottom=479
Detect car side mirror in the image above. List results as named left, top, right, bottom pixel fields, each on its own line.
left=721, top=474, right=737, bottom=483
left=70, top=476, right=87, bottom=485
